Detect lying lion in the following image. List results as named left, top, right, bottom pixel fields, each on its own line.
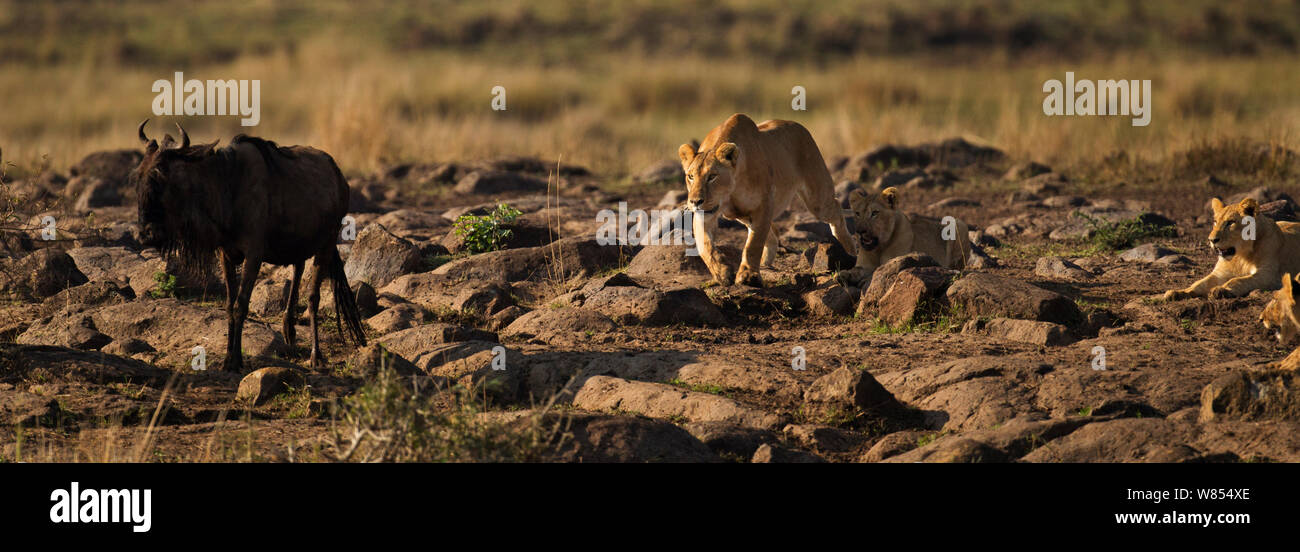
left=1164, top=197, right=1300, bottom=300
left=678, top=113, right=857, bottom=286
left=1260, top=272, right=1300, bottom=371
left=834, top=186, right=971, bottom=288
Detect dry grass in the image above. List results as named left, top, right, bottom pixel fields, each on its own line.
left=1, top=1, right=1299, bottom=179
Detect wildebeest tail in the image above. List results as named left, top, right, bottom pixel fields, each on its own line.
left=327, top=249, right=367, bottom=346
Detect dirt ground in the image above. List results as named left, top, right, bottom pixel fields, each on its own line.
left=2, top=138, right=1299, bottom=463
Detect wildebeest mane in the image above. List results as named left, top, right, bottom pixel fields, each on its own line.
left=142, top=141, right=238, bottom=280
left=230, top=134, right=296, bottom=175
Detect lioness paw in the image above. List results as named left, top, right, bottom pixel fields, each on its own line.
left=1208, top=287, right=1234, bottom=299
left=1162, top=290, right=1188, bottom=302
left=735, top=268, right=763, bottom=288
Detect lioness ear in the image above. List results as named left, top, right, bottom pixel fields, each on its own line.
left=1240, top=198, right=1258, bottom=217
left=881, top=186, right=899, bottom=209
left=1211, top=198, right=1225, bottom=214
left=1283, top=273, right=1295, bottom=298
left=715, top=142, right=738, bottom=167
left=849, top=189, right=869, bottom=212
left=678, top=143, right=697, bottom=167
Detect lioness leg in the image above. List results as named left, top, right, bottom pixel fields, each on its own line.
left=1272, top=347, right=1300, bottom=371
left=761, top=228, right=780, bottom=268
left=737, top=217, right=771, bottom=287
left=1164, top=271, right=1228, bottom=301
left=691, top=210, right=733, bottom=285
left=1214, top=268, right=1281, bottom=298
left=798, top=173, right=858, bottom=258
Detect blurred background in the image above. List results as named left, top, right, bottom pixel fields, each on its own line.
left=1, top=0, right=1299, bottom=179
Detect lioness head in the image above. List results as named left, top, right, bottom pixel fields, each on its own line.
left=1207, top=197, right=1259, bottom=261
left=678, top=142, right=739, bottom=214
left=847, top=186, right=901, bottom=251
left=1261, top=272, right=1300, bottom=345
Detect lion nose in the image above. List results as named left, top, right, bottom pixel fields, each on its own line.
left=1210, top=237, right=1220, bottom=244
left=688, top=198, right=702, bottom=208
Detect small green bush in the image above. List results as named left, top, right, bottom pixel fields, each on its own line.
left=150, top=271, right=177, bottom=298
left=453, top=204, right=522, bottom=254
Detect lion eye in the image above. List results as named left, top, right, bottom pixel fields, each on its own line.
left=870, top=211, right=878, bottom=218
left=707, top=174, right=717, bottom=182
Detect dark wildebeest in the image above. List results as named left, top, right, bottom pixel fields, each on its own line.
left=132, top=120, right=366, bottom=371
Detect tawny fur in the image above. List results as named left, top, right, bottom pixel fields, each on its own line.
left=1164, top=197, right=1300, bottom=300
left=834, top=186, right=971, bottom=288
left=678, top=113, right=857, bottom=287
left=1260, top=272, right=1300, bottom=371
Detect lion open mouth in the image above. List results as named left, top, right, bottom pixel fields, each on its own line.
left=1216, top=246, right=1236, bottom=259
left=858, top=234, right=879, bottom=251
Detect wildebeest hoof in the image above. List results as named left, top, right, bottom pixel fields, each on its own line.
left=221, top=356, right=243, bottom=373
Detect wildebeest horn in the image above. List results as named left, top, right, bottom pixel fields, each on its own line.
left=138, top=119, right=151, bottom=144
left=175, top=123, right=189, bottom=149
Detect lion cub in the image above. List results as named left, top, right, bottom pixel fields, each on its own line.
left=1164, top=197, right=1300, bottom=300
left=1260, top=272, right=1300, bottom=371
left=834, top=186, right=971, bottom=288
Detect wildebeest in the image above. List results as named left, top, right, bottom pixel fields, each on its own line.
left=132, top=120, right=366, bottom=371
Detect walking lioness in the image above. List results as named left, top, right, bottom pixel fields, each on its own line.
left=1164, top=197, right=1300, bottom=300
left=679, top=114, right=857, bottom=286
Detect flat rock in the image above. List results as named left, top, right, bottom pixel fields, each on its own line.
left=572, top=375, right=784, bottom=430
left=946, top=272, right=1082, bottom=325
left=236, top=366, right=306, bottom=404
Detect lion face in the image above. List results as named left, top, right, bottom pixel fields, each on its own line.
left=1208, top=197, right=1260, bottom=261
left=678, top=142, right=739, bottom=214
left=847, top=186, right=901, bottom=252
left=1261, top=273, right=1300, bottom=345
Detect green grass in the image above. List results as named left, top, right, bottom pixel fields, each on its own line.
left=324, top=361, right=564, bottom=462
left=270, top=385, right=314, bottom=419
left=1074, top=212, right=1178, bottom=252
left=991, top=241, right=1101, bottom=261
left=866, top=301, right=967, bottom=334
left=421, top=253, right=456, bottom=271
left=916, top=430, right=950, bottom=448
left=665, top=377, right=729, bottom=396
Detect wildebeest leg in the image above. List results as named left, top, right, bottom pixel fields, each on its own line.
left=219, top=249, right=242, bottom=372
left=283, top=261, right=304, bottom=349
left=223, top=255, right=262, bottom=372
left=306, top=258, right=328, bottom=368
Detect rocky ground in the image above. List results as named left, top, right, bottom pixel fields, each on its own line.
left=2, top=139, right=1299, bottom=463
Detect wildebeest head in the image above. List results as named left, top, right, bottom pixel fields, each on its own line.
left=131, top=119, right=226, bottom=265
